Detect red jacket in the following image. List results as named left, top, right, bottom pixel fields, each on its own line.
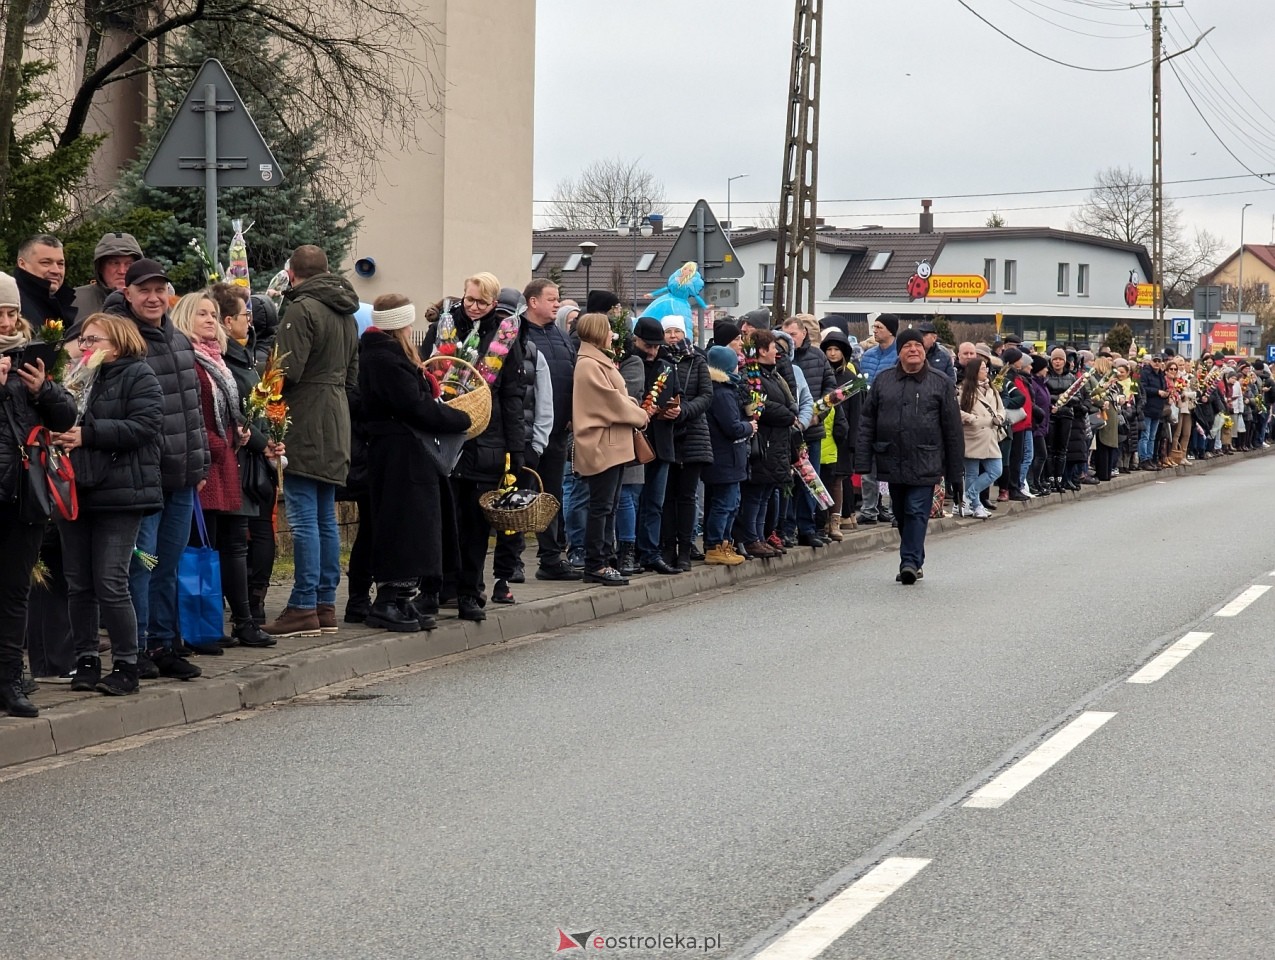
left=194, top=366, right=242, bottom=513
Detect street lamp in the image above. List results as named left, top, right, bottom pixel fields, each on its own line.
left=1238, top=202, right=1253, bottom=327
left=578, top=240, right=597, bottom=298
left=726, top=173, right=748, bottom=231
left=617, top=201, right=652, bottom=313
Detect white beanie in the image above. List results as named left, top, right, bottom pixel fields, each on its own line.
left=0, top=272, right=20, bottom=311
left=660, top=316, right=683, bottom=333
left=371, top=303, right=416, bottom=331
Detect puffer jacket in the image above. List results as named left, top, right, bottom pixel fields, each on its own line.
left=0, top=376, right=76, bottom=504
left=72, top=356, right=163, bottom=513
left=791, top=343, right=836, bottom=441
left=748, top=364, right=798, bottom=485
left=421, top=303, right=525, bottom=483
left=666, top=348, right=713, bottom=465
left=703, top=367, right=752, bottom=485
left=104, top=298, right=209, bottom=490
left=855, top=363, right=965, bottom=488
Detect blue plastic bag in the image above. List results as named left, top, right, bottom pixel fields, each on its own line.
left=178, top=501, right=224, bottom=646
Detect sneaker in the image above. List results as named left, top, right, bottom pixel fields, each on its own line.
left=510, top=563, right=526, bottom=585
left=95, top=661, right=139, bottom=696
left=898, top=565, right=919, bottom=585
left=150, top=649, right=202, bottom=681
left=567, top=547, right=586, bottom=570
left=316, top=604, right=339, bottom=634
left=492, top=579, right=515, bottom=604
left=972, top=503, right=991, bottom=519
left=263, top=607, right=322, bottom=638
left=136, top=652, right=160, bottom=680
left=70, top=656, right=102, bottom=692
left=458, top=596, right=487, bottom=622
left=536, top=562, right=583, bottom=582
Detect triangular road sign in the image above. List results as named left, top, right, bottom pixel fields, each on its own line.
left=144, top=59, right=283, bottom=189
left=660, top=199, right=745, bottom=280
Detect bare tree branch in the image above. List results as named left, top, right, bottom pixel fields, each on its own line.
left=548, top=157, right=667, bottom=229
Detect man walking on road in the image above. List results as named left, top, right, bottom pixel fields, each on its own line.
left=856, top=328, right=964, bottom=585
left=266, top=245, right=360, bottom=638
left=855, top=314, right=900, bottom=525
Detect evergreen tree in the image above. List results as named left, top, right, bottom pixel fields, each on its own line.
left=104, top=22, right=357, bottom=291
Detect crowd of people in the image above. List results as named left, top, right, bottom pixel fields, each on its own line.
left=0, top=231, right=1266, bottom=719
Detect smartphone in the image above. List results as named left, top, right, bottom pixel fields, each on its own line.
left=19, top=341, right=58, bottom=371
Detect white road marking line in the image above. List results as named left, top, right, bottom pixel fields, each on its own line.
left=1215, top=585, right=1270, bottom=617
left=964, top=711, right=1116, bottom=809
left=751, top=858, right=931, bottom=960
left=1127, top=632, right=1212, bottom=684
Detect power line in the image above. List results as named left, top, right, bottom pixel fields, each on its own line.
left=1018, top=0, right=1145, bottom=28
left=1180, top=5, right=1275, bottom=131
left=1166, top=59, right=1275, bottom=184
left=1001, top=0, right=1145, bottom=40
left=954, top=0, right=1150, bottom=70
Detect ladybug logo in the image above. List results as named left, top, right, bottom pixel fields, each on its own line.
left=907, top=260, right=932, bottom=301
left=1124, top=270, right=1139, bottom=308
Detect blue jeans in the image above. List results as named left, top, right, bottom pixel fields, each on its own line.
left=616, top=483, right=641, bottom=542
left=561, top=465, right=588, bottom=551
left=283, top=475, right=340, bottom=609
left=737, top=482, right=771, bottom=544
left=704, top=482, right=741, bottom=545
left=888, top=483, right=935, bottom=573
left=1019, top=431, right=1033, bottom=489
left=1139, top=416, right=1159, bottom=462
left=963, top=457, right=1002, bottom=506
left=636, top=460, right=670, bottom=564
left=130, top=486, right=194, bottom=651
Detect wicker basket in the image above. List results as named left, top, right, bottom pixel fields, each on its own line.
left=479, top=468, right=561, bottom=534
left=422, top=355, right=491, bottom=439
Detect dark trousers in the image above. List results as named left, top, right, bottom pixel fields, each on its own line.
left=1048, top=416, right=1072, bottom=482
left=347, top=493, right=373, bottom=599
left=660, top=462, right=703, bottom=557
left=202, top=511, right=252, bottom=626
left=449, top=476, right=497, bottom=602
left=583, top=465, right=624, bottom=570
left=58, top=510, right=143, bottom=664
left=999, top=430, right=1025, bottom=493
left=26, top=524, right=73, bottom=677
left=888, top=483, right=934, bottom=573
left=534, top=430, right=569, bottom=566
left=1094, top=443, right=1119, bottom=481
left=0, top=505, right=44, bottom=678
left=1028, top=434, right=1049, bottom=490
left=736, top=482, right=773, bottom=544
left=246, top=512, right=275, bottom=593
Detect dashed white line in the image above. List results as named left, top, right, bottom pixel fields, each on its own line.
left=1215, top=585, right=1270, bottom=617
left=1126, top=632, right=1212, bottom=684
left=964, top=711, right=1116, bottom=809
left=750, top=857, right=931, bottom=960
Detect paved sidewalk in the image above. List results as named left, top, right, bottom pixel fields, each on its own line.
left=1, top=451, right=1262, bottom=769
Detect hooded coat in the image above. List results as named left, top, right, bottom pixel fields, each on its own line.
left=703, top=366, right=752, bottom=485
left=277, top=272, right=361, bottom=486
left=71, top=233, right=142, bottom=318
left=747, top=363, right=798, bottom=485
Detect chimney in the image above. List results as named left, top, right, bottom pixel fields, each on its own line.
left=648, top=213, right=664, bottom=234
left=919, top=199, right=934, bottom=235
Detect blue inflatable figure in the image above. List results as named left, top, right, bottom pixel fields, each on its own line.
left=639, top=261, right=707, bottom=338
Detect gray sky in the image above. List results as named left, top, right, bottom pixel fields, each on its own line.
left=533, top=0, right=1275, bottom=250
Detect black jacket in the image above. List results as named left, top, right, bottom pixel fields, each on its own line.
left=15, top=267, right=77, bottom=326
left=1140, top=366, right=1167, bottom=420
left=0, top=377, right=76, bottom=504
left=667, top=348, right=713, bottom=465
left=73, top=356, right=164, bottom=512
left=855, top=363, right=964, bottom=488
left=633, top=346, right=679, bottom=463
left=748, top=363, right=799, bottom=485
left=522, top=319, right=575, bottom=432
left=791, top=343, right=836, bottom=441
left=421, top=304, right=525, bottom=482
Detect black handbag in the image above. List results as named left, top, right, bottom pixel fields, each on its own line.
left=238, top=447, right=277, bottom=506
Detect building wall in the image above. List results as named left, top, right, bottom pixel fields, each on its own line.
left=345, top=0, right=536, bottom=316
left=730, top=241, right=852, bottom=315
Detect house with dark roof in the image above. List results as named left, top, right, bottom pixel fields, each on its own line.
left=529, top=227, right=679, bottom=311
left=1198, top=244, right=1275, bottom=307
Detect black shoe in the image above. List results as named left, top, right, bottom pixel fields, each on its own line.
left=689, top=546, right=706, bottom=562
left=186, top=641, right=224, bottom=656
left=95, top=660, right=139, bottom=696
left=365, top=594, right=421, bottom=632
left=136, top=651, right=160, bottom=680
left=458, top=596, right=487, bottom=622
left=400, top=595, right=437, bottom=632
left=536, top=562, right=583, bottom=582
left=781, top=535, right=798, bottom=548
left=1008, top=490, right=1031, bottom=501
left=151, top=649, right=202, bottom=681
left=0, top=678, right=38, bottom=718
left=642, top=558, right=683, bottom=575
left=412, top=593, right=440, bottom=618
left=856, top=514, right=878, bottom=525
left=438, top=593, right=458, bottom=608
left=879, top=512, right=896, bottom=525
left=233, top=621, right=277, bottom=648
left=20, top=668, right=37, bottom=695
left=70, top=655, right=102, bottom=692
left=898, top=565, right=918, bottom=585
left=1063, top=479, right=1081, bottom=491
left=797, top=533, right=824, bottom=548
left=492, top=579, right=515, bottom=604
left=1079, top=476, right=1100, bottom=485
left=344, top=595, right=371, bottom=624
left=618, top=542, right=642, bottom=577
left=509, top=563, right=526, bottom=585
left=584, top=566, right=629, bottom=585
left=567, top=547, right=586, bottom=570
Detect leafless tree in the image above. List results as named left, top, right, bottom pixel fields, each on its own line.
left=547, top=157, right=667, bottom=229
left=753, top=203, right=781, bottom=229
left=1069, top=165, right=1223, bottom=307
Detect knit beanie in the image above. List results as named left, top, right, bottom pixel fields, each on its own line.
left=585, top=289, right=621, bottom=315
left=707, top=344, right=738, bottom=375
left=895, top=328, right=924, bottom=351
left=877, top=314, right=900, bottom=336
left=371, top=302, right=416, bottom=331
left=712, top=319, right=740, bottom=346
left=1001, top=346, right=1024, bottom=367
left=0, top=271, right=20, bottom=310
left=660, top=316, right=683, bottom=333
left=740, top=308, right=772, bottom=331
left=1030, top=355, right=1049, bottom=374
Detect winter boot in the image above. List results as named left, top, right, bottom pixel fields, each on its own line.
left=365, top=584, right=421, bottom=632
left=344, top=590, right=371, bottom=624
left=95, top=660, right=139, bottom=696
left=0, top=675, right=38, bottom=717
left=618, top=541, right=641, bottom=577
left=705, top=541, right=745, bottom=566
left=826, top=513, right=844, bottom=542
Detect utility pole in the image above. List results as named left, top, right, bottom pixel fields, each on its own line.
left=772, top=0, right=823, bottom=322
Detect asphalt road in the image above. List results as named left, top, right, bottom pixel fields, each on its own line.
left=3, top=458, right=1274, bottom=960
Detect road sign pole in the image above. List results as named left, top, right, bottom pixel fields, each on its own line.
left=203, top=83, right=219, bottom=271
left=696, top=203, right=707, bottom=348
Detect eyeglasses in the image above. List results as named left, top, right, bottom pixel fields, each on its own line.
left=78, top=335, right=107, bottom=346
left=463, top=296, right=492, bottom=308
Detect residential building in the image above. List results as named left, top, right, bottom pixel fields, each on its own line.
left=1198, top=244, right=1275, bottom=309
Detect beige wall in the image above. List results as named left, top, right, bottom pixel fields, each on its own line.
left=346, top=0, right=536, bottom=318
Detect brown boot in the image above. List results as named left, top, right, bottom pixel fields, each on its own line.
left=826, top=514, right=844, bottom=542
left=263, top=606, right=321, bottom=638
left=316, top=603, right=339, bottom=634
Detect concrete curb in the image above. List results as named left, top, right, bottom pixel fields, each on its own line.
left=2, top=447, right=1266, bottom=770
